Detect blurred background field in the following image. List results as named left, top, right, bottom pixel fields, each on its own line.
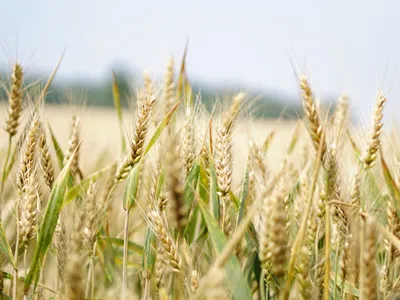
left=0, top=102, right=299, bottom=184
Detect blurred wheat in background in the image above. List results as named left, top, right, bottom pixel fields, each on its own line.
left=0, top=47, right=399, bottom=300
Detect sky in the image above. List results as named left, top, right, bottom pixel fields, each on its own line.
left=1, top=0, right=400, bottom=122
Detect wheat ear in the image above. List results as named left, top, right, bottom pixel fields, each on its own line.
left=362, top=92, right=386, bottom=169
left=5, top=63, right=24, bottom=137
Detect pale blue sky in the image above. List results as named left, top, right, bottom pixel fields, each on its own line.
left=1, top=0, right=400, bottom=120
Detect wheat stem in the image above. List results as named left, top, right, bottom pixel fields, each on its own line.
left=282, top=115, right=327, bottom=300
left=0, top=136, right=13, bottom=198
left=324, top=202, right=331, bottom=300
left=13, top=211, right=20, bottom=300
left=122, top=208, right=130, bottom=300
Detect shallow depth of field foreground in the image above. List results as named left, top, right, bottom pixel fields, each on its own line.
left=0, top=58, right=399, bottom=300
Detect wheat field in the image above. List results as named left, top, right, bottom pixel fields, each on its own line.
left=0, top=57, right=398, bottom=300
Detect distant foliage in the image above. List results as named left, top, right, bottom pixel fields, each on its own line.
left=0, top=69, right=299, bottom=119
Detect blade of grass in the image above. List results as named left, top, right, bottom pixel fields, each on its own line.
left=24, top=145, right=79, bottom=294
left=286, top=120, right=302, bottom=155
left=155, top=171, right=165, bottom=199
left=236, top=166, right=249, bottom=228
left=121, top=162, right=141, bottom=299
left=262, top=130, right=276, bottom=154
left=143, top=97, right=183, bottom=157
left=381, top=150, right=400, bottom=218
left=242, top=252, right=257, bottom=285
left=48, top=121, right=64, bottom=168
left=2, top=271, right=57, bottom=295
left=209, top=159, right=220, bottom=221
left=122, top=162, right=141, bottom=211
left=198, top=200, right=252, bottom=299
left=64, top=165, right=111, bottom=204
left=100, top=237, right=143, bottom=255
left=184, top=80, right=193, bottom=108
left=0, top=221, right=15, bottom=267
left=112, top=70, right=126, bottom=154
left=183, top=205, right=200, bottom=245
left=141, top=229, right=156, bottom=280
left=97, top=232, right=117, bottom=287
left=183, top=162, right=200, bottom=207
left=346, top=129, right=361, bottom=158
left=177, top=39, right=189, bottom=104
left=36, top=49, right=66, bottom=107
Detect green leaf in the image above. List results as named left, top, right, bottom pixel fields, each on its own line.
left=5, top=119, right=33, bottom=180
left=364, top=170, right=382, bottom=211
left=198, top=200, right=252, bottom=299
left=177, top=40, right=189, bottom=104
left=101, top=237, right=143, bottom=255
left=143, top=98, right=183, bottom=157
left=4, top=142, right=18, bottom=182
left=123, top=163, right=141, bottom=210
left=112, top=70, right=126, bottom=153
left=0, top=221, right=15, bottom=267
left=262, top=130, right=275, bottom=154
left=286, top=120, right=301, bottom=155
left=155, top=170, right=165, bottom=199
left=0, top=291, right=11, bottom=300
left=230, top=192, right=240, bottom=210
left=97, top=232, right=117, bottom=287
left=184, top=81, right=193, bottom=109
left=47, top=122, right=65, bottom=169
left=333, top=274, right=359, bottom=297
left=381, top=152, right=400, bottom=218
left=346, top=129, right=361, bottom=158
left=183, top=206, right=201, bottom=245
left=24, top=147, right=76, bottom=293
left=2, top=271, right=56, bottom=298
left=183, top=162, right=200, bottom=207
left=209, top=159, right=220, bottom=221
left=242, top=251, right=256, bottom=285
left=36, top=50, right=65, bottom=107
left=236, top=166, right=249, bottom=227
left=142, top=229, right=156, bottom=279
left=64, top=165, right=111, bottom=204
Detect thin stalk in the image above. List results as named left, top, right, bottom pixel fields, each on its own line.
left=36, top=251, right=48, bottom=299
left=13, top=219, right=20, bottom=300
left=281, top=115, right=327, bottom=300
left=1, top=136, right=13, bottom=197
left=24, top=247, right=28, bottom=278
left=56, top=252, right=60, bottom=292
left=91, top=241, right=96, bottom=300
left=259, top=269, right=266, bottom=300
left=324, top=204, right=331, bottom=300
left=334, top=239, right=340, bottom=300
left=359, top=220, right=365, bottom=300
left=23, top=247, right=28, bottom=300
left=170, top=273, right=176, bottom=299
left=85, top=247, right=95, bottom=298
left=122, top=208, right=130, bottom=300
left=386, top=250, right=393, bottom=296
left=142, top=279, right=149, bottom=300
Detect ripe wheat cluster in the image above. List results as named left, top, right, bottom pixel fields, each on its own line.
left=0, top=55, right=398, bottom=300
